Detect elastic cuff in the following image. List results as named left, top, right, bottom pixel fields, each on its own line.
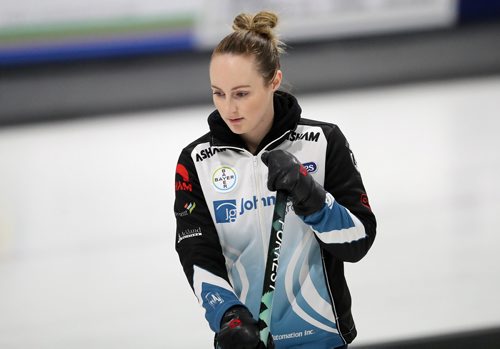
left=213, top=300, right=244, bottom=332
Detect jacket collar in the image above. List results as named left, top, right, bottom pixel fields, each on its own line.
left=208, top=91, right=301, bottom=153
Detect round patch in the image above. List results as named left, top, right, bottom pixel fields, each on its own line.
left=212, top=166, right=238, bottom=192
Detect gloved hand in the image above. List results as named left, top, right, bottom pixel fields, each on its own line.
left=216, top=306, right=274, bottom=349
left=261, top=149, right=326, bottom=216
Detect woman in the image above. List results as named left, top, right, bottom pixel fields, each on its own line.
left=174, top=11, right=376, bottom=349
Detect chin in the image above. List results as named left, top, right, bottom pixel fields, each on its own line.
left=226, top=124, right=246, bottom=135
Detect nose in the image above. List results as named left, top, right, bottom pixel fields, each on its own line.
left=226, top=97, right=238, bottom=117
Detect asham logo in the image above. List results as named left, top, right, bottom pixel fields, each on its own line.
left=213, top=195, right=276, bottom=224
left=195, top=147, right=226, bottom=162
left=212, top=166, right=237, bottom=192
left=175, top=163, right=192, bottom=192
left=177, top=227, right=202, bottom=243
left=175, top=202, right=196, bottom=217
left=287, top=131, right=320, bottom=142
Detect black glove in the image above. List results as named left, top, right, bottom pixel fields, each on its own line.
left=261, top=149, right=326, bottom=216
left=216, top=306, right=274, bottom=349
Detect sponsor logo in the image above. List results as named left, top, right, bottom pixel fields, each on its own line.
left=205, top=292, right=224, bottom=308
left=175, top=163, right=192, bottom=192
left=212, top=166, right=238, bottom=192
left=302, top=162, right=318, bottom=174
left=213, top=195, right=276, bottom=224
left=287, top=131, right=320, bottom=142
left=195, top=147, right=226, bottom=162
left=175, top=202, right=196, bottom=217
left=269, top=218, right=284, bottom=290
left=184, top=202, right=196, bottom=213
left=177, top=227, right=202, bottom=243
left=214, top=199, right=237, bottom=223
left=176, top=163, right=189, bottom=182
left=361, top=193, right=371, bottom=209
left=272, top=329, right=315, bottom=341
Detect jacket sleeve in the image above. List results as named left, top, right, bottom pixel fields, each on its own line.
left=301, top=125, right=377, bottom=262
left=174, top=147, right=243, bottom=332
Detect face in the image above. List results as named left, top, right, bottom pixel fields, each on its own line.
left=209, top=54, right=282, bottom=149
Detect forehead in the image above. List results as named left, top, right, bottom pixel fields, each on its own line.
left=209, top=54, right=262, bottom=88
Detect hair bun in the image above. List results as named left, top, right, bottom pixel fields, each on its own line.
left=214, top=11, right=285, bottom=84
left=232, top=11, right=278, bottom=40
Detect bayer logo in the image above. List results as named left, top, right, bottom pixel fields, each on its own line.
left=212, top=166, right=238, bottom=192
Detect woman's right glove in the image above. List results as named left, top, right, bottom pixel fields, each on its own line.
left=216, top=306, right=274, bottom=349
left=261, top=149, right=326, bottom=216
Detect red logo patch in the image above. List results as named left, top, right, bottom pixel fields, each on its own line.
left=175, top=163, right=192, bottom=192
left=176, top=164, right=189, bottom=182
left=228, top=319, right=241, bottom=329
left=360, top=193, right=371, bottom=209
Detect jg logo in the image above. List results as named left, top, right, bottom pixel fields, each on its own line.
left=213, top=200, right=237, bottom=223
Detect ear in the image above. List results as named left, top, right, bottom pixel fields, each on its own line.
left=271, top=70, right=282, bottom=91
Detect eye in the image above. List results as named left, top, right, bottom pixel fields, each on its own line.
left=235, top=91, right=249, bottom=98
left=212, top=91, right=224, bottom=97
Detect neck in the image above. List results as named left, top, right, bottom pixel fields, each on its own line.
left=246, top=142, right=259, bottom=155
left=241, top=106, right=274, bottom=155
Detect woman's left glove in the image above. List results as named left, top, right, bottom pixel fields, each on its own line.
left=216, top=306, right=274, bottom=349
left=261, top=149, right=326, bottom=216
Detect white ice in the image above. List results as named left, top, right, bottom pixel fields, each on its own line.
left=1, top=76, right=499, bottom=348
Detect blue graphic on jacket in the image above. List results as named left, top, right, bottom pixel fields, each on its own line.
left=201, top=282, right=242, bottom=332
left=304, top=199, right=354, bottom=232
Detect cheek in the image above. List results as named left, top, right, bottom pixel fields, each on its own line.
left=213, top=97, right=224, bottom=114
left=244, top=95, right=266, bottom=117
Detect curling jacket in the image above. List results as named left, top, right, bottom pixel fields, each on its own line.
left=174, top=91, right=376, bottom=349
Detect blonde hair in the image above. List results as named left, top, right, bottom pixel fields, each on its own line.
left=212, top=11, right=285, bottom=85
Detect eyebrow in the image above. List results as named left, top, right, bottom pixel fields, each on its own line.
left=211, top=84, right=251, bottom=90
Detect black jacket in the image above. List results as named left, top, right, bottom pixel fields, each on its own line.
left=175, top=91, right=376, bottom=348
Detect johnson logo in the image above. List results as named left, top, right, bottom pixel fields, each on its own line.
left=213, top=195, right=276, bottom=224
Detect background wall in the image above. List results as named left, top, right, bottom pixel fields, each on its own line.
left=2, top=0, right=500, bottom=125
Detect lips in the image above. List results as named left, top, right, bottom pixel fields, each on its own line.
left=228, top=117, right=243, bottom=124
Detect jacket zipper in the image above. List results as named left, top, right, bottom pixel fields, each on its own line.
left=212, top=130, right=291, bottom=265
left=252, top=155, right=270, bottom=267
